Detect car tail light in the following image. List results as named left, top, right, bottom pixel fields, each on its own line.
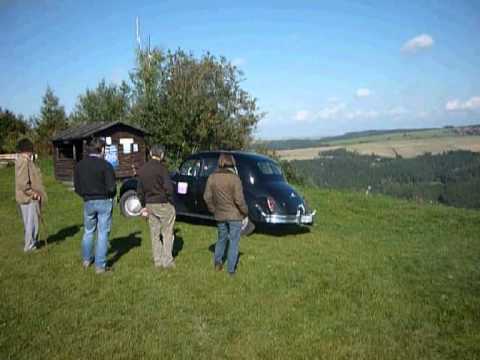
left=266, top=196, right=277, bottom=213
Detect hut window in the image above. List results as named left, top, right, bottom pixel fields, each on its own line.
left=58, top=144, right=74, bottom=159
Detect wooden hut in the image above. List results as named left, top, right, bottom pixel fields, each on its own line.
left=52, top=121, right=148, bottom=181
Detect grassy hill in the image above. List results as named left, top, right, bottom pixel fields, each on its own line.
left=1, top=161, right=480, bottom=359
left=262, top=127, right=453, bottom=150
left=261, top=127, right=480, bottom=160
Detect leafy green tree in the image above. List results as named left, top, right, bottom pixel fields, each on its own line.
left=0, top=108, right=30, bottom=153
left=130, top=48, right=263, bottom=164
left=35, top=87, right=68, bottom=154
left=71, top=79, right=131, bottom=124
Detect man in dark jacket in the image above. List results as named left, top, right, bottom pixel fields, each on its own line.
left=204, top=153, right=248, bottom=275
left=137, top=144, right=176, bottom=269
left=74, top=137, right=116, bottom=274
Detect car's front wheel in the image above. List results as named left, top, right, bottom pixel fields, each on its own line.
left=120, top=190, right=142, bottom=217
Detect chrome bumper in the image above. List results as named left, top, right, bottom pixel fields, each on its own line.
left=256, top=206, right=316, bottom=225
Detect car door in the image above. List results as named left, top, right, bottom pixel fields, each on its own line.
left=196, top=155, right=220, bottom=215
left=172, top=157, right=201, bottom=214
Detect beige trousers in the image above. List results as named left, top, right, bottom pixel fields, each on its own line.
left=146, top=203, right=176, bottom=267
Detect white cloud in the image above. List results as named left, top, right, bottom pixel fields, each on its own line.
left=293, top=103, right=411, bottom=124
left=345, top=110, right=380, bottom=120
left=294, top=110, right=312, bottom=122
left=446, top=96, right=480, bottom=111
left=316, top=102, right=347, bottom=120
left=232, top=57, right=246, bottom=66
left=401, top=34, right=434, bottom=53
left=356, top=88, right=371, bottom=98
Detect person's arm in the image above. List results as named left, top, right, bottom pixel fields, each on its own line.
left=233, top=176, right=248, bottom=217
left=160, top=165, right=174, bottom=202
left=73, top=163, right=82, bottom=197
left=136, top=176, right=146, bottom=208
left=203, top=176, right=215, bottom=214
left=15, top=157, right=32, bottom=198
left=104, top=162, right=117, bottom=198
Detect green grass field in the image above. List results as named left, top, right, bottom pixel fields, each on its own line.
left=1, top=161, right=480, bottom=359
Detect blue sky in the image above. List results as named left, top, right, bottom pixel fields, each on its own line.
left=1, top=0, right=479, bottom=139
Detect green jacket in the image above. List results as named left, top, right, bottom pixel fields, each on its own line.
left=203, top=167, right=248, bottom=221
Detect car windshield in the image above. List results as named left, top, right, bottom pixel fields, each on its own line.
left=255, top=160, right=284, bottom=180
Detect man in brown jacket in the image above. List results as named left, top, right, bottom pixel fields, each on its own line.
left=15, top=138, right=47, bottom=252
left=137, top=144, right=176, bottom=269
left=203, top=153, right=248, bottom=275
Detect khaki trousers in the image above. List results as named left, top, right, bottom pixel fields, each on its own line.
left=146, top=203, right=176, bottom=267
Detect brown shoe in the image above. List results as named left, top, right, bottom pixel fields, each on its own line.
left=214, top=263, right=223, bottom=272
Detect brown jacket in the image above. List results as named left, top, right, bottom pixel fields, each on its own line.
left=203, top=167, right=248, bottom=221
left=137, top=159, right=173, bottom=206
left=15, top=154, right=47, bottom=206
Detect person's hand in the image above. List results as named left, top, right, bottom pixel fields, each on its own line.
left=140, top=208, right=149, bottom=217
left=32, top=191, right=41, bottom=201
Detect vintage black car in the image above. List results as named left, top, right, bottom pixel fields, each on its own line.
left=118, top=151, right=316, bottom=234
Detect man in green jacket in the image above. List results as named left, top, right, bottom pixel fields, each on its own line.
left=204, top=153, right=248, bottom=276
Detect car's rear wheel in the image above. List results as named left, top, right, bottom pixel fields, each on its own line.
left=120, top=190, right=142, bottom=217
left=241, top=217, right=255, bottom=236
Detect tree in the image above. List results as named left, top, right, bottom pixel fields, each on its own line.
left=71, top=79, right=131, bottom=124
left=35, top=87, right=68, bottom=154
left=0, top=108, right=30, bottom=153
left=130, top=47, right=263, bottom=164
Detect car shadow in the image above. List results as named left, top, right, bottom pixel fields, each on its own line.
left=254, top=224, right=311, bottom=237
left=177, top=215, right=311, bottom=237
left=177, top=215, right=215, bottom=228
left=38, top=224, right=81, bottom=248
left=108, top=231, right=142, bottom=266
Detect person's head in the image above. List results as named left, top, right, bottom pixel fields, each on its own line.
left=87, top=137, right=105, bottom=155
left=150, top=144, right=165, bottom=160
left=16, top=138, right=34, bottom=155
left=218, top=153, right=236, bottom=168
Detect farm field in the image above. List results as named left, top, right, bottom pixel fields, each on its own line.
left=277, top=135, right=480, bottom=161
left=1, top=161, right=480, bottom=359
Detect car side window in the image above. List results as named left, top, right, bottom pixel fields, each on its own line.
left=200, top=157, right=218, bottom=177
left=179, top=159, right=201, bottom=177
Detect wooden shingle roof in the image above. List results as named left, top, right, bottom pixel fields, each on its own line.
left=52, top=121, right=147, bottom=142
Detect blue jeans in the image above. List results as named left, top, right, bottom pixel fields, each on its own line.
left=82, top=199, right=113, bottom=269
left=214, top=221, right=242, bottom=273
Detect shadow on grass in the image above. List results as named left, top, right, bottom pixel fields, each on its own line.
left=173, top=229, right=184, bottom=258
left=39, top=224, right=81, bottom=248
left=109, top=231, right=142, bottom=266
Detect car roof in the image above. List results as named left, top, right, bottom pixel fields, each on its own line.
left=189, top=150, right=275, bottom=163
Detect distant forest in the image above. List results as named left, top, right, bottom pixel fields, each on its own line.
left=292, top=149, right=480, bottom=209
